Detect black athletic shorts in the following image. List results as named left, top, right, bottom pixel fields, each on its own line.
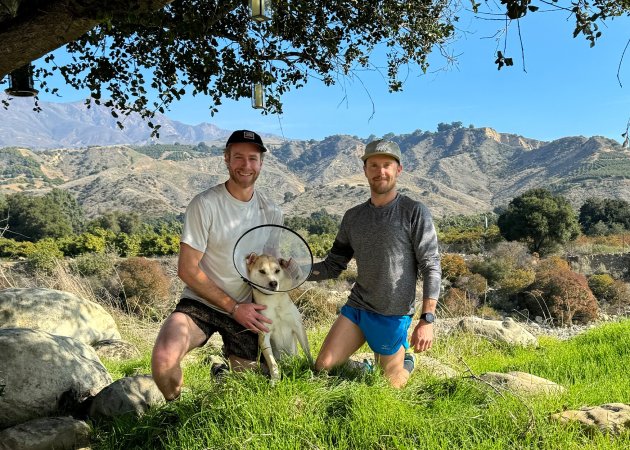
left=174, top=298, right=260, bottom=361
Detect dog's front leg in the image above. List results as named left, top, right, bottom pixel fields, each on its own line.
left=259, top=332, right=280, bottom=381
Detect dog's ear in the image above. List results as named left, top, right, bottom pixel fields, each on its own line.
left=245, top=252, right=258, bottom=267
left=279, top=258, right=289, bottom=269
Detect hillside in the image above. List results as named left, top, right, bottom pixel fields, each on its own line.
left=1, top=125, right=629, bottom=219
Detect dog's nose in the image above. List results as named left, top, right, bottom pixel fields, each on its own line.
left=269, top=280, right=278, bottom=289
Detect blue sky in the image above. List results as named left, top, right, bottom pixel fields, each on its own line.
left=35, top=8, right=630, bottom=144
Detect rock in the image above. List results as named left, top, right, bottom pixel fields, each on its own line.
left=93, top=339, right=140, bottom=361
left=478, top=371, right=565, bottom=396
left=0, top=328, right=112, bottom=428
left=551, top=403, right=630, bottom=435
left=0, top=288, right=121, bottom=344
left=88, top=375, right=165, bottom=419
left=456, top=317, right=538, bottom=347
left=417, top=356, right=458, bottom=379
left=0, top=417, right=91, bottom=450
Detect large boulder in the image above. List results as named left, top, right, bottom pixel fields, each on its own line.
left=93, top=339, right=140, bottom=361
left=551, top=403, right=630, bottom=435
left=0, top=417, right=91, bottom=450
left=0, top=328, right=112, bottom=428
left=0, top=287, right=121, bottom=344
left=456, top=317, right=538, bottom=347
left=88, top=375, right=165, bottom=419
left=478, top=371, right=566, bottom=396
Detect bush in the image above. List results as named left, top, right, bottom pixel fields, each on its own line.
left=115, top=257, right=172, bottom=320
left=306, top=233, right=335, bottom=258
left=139, top=232, right=180, bottom=256
left=441, top=253, right=470, bottom=282
left=606, top=280, right=630, bottom=314
left=520, top=258, right=599, bottom=325
left=455, top=273, right=488, bottom=299
left=24, top=239, right=64, bottom=274
left=439, top=287, right=477, bottom=317
left=71, top=252, right=116, bottom=278
left=588, top=273, right=615, bottom=300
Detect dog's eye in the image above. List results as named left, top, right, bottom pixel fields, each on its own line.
left=275, top=269, right=280, bottom=274
left=258, top=269, right=266, bottom=274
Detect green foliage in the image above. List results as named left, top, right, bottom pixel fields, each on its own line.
left=70, top=252, right=116, bottom=278
left=579, top=197, right=630, bottom=236
left=60, top=230, right=110, bottom=256
left=0, top=237, right=34, bottom=258
left=497, top=188, right=580, bottom=255
left=24, top=239, right=63, bottom=274
left=305, top=233, right=335, bottom=258
left=285, top=209, right=340, bottom=236
left=436, top=214, right=502, bottom=253
left=0, top=148, right=49, bottom=181
left=87, top=210, right=143, bottom=235
left=113, top=232, right=142, bottom=257
left=139, top=232, right=180, bottom=256
left=587, top=273, right=615, bottom=299
left=0, top=190, right=84, bottom=242
left=94, top=314, right=630, bottom=450
left=32, top=0, right=456, bottom=133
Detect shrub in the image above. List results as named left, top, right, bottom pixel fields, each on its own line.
left=306, top=233, right=335, bottom=258
left=440, top=287, right=477, bottom=317
left=71, top=252, right=116, bottom=278
left=455, top=273, right=488, bottom=299
left=24, top=239, right=64, bottom=274
left=61, top=231, right=108, bottom=256
left=113, top=232, right=141, bottom=257
left=587, top=273, right=615, bottom=300
left=115, top=257, right=172, bottom=320
left=441, top=253, right=470, bottom=282
left=0, top=237, right=34, bottom=258
left=520, top=259, right=599, bottom=325
left=606, top=280, right=630, bottom=314
left=139, top=232, right=180, bottom=256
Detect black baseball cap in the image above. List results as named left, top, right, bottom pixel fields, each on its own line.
left=225, top=129, right=267, bottom=152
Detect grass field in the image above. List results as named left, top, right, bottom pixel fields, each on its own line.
left=91, top=319, right=630, bottom=450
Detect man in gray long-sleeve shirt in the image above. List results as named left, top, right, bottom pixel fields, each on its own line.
left=309, top=139, right=441, bottom=388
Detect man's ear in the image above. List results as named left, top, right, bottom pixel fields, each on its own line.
left=246, top=252, right=258, bottom=267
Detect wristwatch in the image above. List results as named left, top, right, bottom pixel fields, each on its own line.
left=419, top=312, right=435, bottom=324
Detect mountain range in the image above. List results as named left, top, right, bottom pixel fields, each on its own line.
left=1, top=98, right=629, bottom=219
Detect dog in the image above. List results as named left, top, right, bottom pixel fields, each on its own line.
left=245, top=252, right=312, bottom=380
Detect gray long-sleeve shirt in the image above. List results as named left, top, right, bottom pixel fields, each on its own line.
left=309, top=194, right=441, bottom=316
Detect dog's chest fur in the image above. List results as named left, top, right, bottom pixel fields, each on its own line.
left=253, top=291, right=302, bottom=356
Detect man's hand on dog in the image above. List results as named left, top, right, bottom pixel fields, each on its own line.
left=233, top=302, right=272, bottom=333
left=410, top=322, right=433, bottom=353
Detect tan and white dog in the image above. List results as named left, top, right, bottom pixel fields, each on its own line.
left=245, top=252, right=312, bottom=380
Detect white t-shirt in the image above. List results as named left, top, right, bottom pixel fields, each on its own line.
left=180, top=183, right=283, bottom=311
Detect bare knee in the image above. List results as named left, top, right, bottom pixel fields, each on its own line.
left=315, top=350, right=338, bottom=372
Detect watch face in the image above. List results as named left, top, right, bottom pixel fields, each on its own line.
left=421, top=312, right=435, bottom=323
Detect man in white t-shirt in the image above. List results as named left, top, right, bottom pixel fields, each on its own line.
left=152, top=130, right=282, bottom=400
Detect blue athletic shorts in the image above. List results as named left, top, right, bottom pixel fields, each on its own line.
left=340, top=304, right=412, bottom=356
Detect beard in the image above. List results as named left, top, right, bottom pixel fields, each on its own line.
left=369, top=177, right=397, bottom=195
left=227, top=165, right=260, bottom=189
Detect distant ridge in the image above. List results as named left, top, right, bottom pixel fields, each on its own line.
left=0, top=95, right=232, bottom=148
left=2, top=123, right=629, bottom=220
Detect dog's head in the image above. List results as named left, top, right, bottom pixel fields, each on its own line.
left=245, top=253, right=292, bottom=291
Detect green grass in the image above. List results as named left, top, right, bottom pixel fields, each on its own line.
left=92, top=320, right=630, bottom=449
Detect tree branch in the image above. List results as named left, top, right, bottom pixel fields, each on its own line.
left=0, top=0, right=172, bottom=78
